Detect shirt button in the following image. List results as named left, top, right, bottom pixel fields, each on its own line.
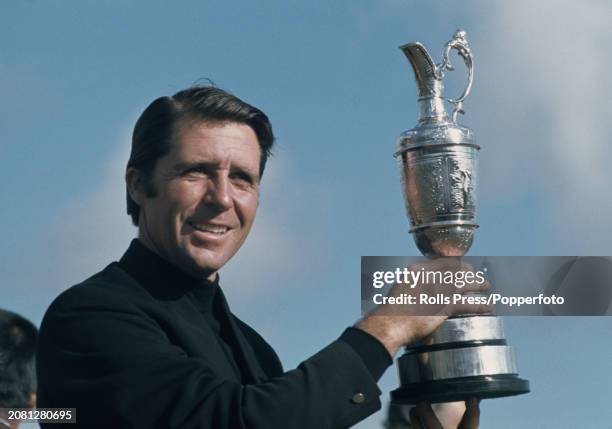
left=351, top=393, right=366, bottom=404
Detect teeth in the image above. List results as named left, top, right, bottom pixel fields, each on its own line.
left=188, top=221, right=229, bottom=234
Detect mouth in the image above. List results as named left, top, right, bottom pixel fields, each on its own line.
left=187, top=220, right=231, bottom=236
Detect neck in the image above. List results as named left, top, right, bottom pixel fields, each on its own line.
left=135, top=236, right=219, bottom=283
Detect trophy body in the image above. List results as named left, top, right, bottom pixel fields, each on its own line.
left=390, top=31, right=529, bottom=404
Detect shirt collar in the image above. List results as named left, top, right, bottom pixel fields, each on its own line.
left=118, top=239, right=219, bottom=298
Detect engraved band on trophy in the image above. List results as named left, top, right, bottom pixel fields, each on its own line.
left=390, top=30, right=530, bottom=404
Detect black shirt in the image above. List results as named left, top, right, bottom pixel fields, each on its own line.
left=37, top=239, right=391, bottom=428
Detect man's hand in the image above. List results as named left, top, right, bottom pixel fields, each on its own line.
left=410, top=399, right=480, bottom=429
left=385, top=399, right=480, bottom=429
left=356, top=259, right=491, bottom=356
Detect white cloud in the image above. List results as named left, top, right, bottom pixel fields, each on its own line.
left=477, top=2, right=610, bottom=177
left=458, top=1, right=612, bottom=252
left=0, top=132, right=136, bottom=323
left=220, top=149, right=333, bottom=311
left=47, top=136, right=137, bottom=286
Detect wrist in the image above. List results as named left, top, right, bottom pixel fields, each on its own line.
left=355, top=317, right=407, bottom=358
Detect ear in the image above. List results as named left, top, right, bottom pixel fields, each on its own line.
left=125, top=167, right=148, bottom=206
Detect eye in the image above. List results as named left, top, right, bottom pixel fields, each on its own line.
left=231, top=171, right=255, bottom=185
left=183, top=165, right=209, bottom=176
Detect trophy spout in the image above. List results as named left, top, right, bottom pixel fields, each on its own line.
left=399, top=43, right=448, bottom=122
left=399, top=43, right=441, bottom=99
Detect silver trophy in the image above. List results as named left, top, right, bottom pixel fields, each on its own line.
left=390, top=30, right=529, bottom=404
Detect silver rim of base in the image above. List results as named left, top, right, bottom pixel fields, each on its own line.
left=398, top=345, right=518, bottom=383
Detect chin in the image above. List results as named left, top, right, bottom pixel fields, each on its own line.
left=189, top=252, right=226, bottom=275
left=183, top=240, right=237, bottom=275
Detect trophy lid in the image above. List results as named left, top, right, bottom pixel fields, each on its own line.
left=395, top=121, right=477, bottom=156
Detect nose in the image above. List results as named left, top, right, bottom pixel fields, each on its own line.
left=204, top=174, right=232, bottom=211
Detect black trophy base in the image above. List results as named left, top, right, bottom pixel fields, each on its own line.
left=390, top=374, right=530, bottom=405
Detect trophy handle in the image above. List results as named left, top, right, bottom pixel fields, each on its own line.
left=435, top=29, right=474, bottom=122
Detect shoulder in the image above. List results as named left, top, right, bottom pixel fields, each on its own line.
left=37, top=263, right=174, bottom=369
left=44, top=262, right=145, bottom=313
left=39, top=262, right=160, bottom=339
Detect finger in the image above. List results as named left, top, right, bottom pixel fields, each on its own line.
left=459, top=398, right=480, bottom=429
left=409, top=406, right=424, bottom=429
left=461, top=279, right=491, bottom=294
left=444, top=301, right=493, bottom=317
left=417, top=257, right=464, bottom=272
left=459, top=261, right=475, bottom=272
left=415, top=402, right=444, bottom=429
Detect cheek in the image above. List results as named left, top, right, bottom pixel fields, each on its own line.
left=166, top=182, right=205, bottom=216
left=235, top=193, right=258, bottom=225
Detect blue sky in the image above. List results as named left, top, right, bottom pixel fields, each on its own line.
left=1, top=1, right=611, bottom=427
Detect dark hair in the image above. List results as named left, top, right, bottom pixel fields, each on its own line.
left=0, top=309, right=38, bottom=408
left=126, top=85, right=275, bottom=226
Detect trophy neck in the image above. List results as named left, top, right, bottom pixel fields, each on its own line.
left=418, top=94, right=449, bottom=123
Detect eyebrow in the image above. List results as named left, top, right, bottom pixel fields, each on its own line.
left=171, top=161, right=207, bottom=172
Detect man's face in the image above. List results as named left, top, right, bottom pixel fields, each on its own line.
left=133, top=121, right=261, bottom=280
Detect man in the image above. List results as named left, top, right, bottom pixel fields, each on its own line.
left=37, top=86, right=487, bottom=428
left=0, top=309, right=38, bottom=429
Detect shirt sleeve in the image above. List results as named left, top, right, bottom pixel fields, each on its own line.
left=37, top=285, right=384, bottom=429
left=339, top=327, right=393, bottom=381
